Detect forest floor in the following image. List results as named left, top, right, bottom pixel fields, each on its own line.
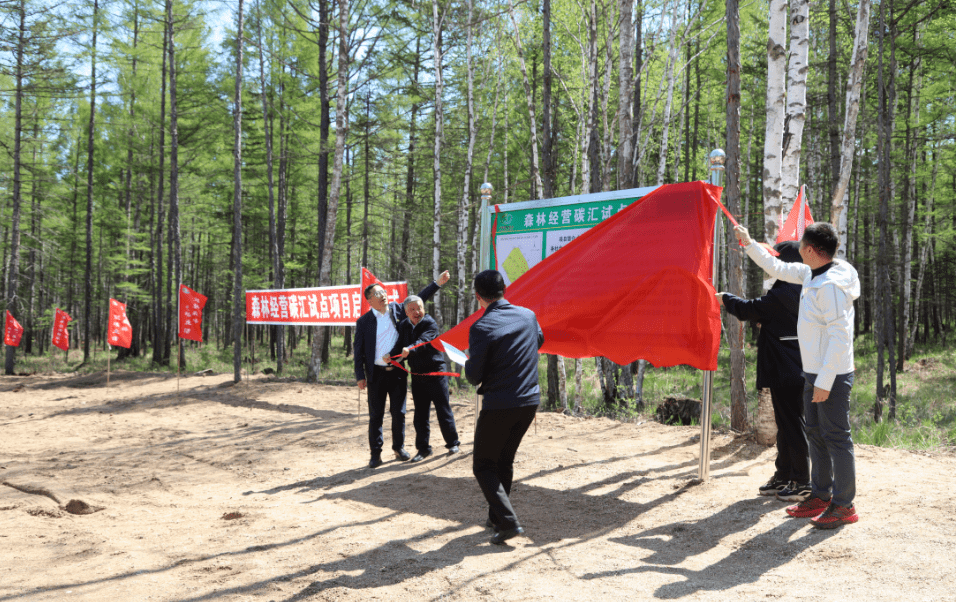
left=1, top=370, right=954, bottom=602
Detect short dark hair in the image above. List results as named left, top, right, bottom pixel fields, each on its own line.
left=364, top=283, right=384, bottom=300
left=801, top=222, right=838, bottom=259
left=474, top=270, right=505, bottom=301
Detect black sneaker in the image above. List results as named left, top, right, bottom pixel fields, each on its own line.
left=758, top=476, right=789, bottom=497
left=776, top=481, right=812, bottom=502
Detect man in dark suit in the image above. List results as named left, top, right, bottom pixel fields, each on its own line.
left=718, top=240, right=809, bottom=501
left=355, top=270, right=449, bottom=468
left=465, top=269, right=543, bottom=545
left=398, top=296, right=461, bottom=462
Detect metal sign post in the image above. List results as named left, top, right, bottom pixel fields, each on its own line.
left=699, top=149, right=725, bottom=481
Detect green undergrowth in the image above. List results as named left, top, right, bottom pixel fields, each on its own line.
left=7, top=330, right=955, bottom=453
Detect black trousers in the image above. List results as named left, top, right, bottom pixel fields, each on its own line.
left=771, top=385, right=810, bottom=484
left=366, top=366, right=407, bottom=456
left=411, top=374, right=460, bottom=453
left=472, top=404, right=537, bottom=531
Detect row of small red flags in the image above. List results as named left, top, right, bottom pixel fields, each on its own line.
left=3, top=285, right=207, bottom=350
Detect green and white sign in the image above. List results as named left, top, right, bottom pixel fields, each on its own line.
left=483, top=186, right=659, bottom=285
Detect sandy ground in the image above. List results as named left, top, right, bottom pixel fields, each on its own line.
left=1, top=370, right=954, bottom=602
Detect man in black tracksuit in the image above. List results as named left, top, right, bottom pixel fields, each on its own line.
left=398, top=295, right=461, bottom=462
left=465, top=270, right=544, bottom=545
left=719, top=240, right=809, bottom=501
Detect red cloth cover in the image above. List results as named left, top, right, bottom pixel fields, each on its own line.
left=4, top=310, right=23, bottom=347
left=179, top=284, right=208, bottom=342
left=52, top=308, right=73, bottom=351
left=438, top=181, right=723, bottom=371
left=108, top=299, right=133, bottom=349
left=776, top=185, right=813, bottom=244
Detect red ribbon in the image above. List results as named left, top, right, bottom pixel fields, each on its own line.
left=388, top=359, right=459, bottom=378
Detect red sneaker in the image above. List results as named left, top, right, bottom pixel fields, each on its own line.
left=785, top=496, right=830, bottom=518
left=811, top=504, right=859, bottom=529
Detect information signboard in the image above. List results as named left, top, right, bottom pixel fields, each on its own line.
left=484, top=186, right=659, bottom=285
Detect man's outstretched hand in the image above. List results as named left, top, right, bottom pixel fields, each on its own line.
left=734, top=225, right=753, bottom=246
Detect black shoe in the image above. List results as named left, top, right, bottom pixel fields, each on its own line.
left=490, top=527, right=524, bottom=545
left=394, top=449, right=411, bottom=461
left=410, top=449, right=432, bottom=462
left=776, top=481, right=812, bottom=502
left=368, top=456, right=383, bottom=469
left=448, top=445, right=460, bottom=454
left=758, top=476, right=789, bottom=497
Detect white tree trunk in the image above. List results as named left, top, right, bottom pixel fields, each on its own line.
left=617, top=0, right=634, bottom=188
left=780, top=0, right=809, bottom=208
left=656, top=0, right=682, bottom=186
left=457, top=0, right=477, bottom=324
left=506, top=0, right=544, bottom=199
left=432, top=0, right=445, bottom=324
left=831, top=0, right=871, bottom=260
left=763, top=0, right=788, bottom=245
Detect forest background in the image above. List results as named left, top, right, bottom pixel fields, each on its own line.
left=1, top=0, right=954, bottom=442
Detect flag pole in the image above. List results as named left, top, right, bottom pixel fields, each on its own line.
left=107, top=343, right=111, bottom=389
left=699, top=150, right=724, bottom=482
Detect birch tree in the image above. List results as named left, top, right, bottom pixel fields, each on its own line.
left=762, top=0, right=787, bottom=245
left=779, top=0, right=809, bottom=206
left=506, top=0, right=543, bottom=198
left=456, top=0, right=476, bottom=325
left=431, top=0, right=446, bottom=324
left=830, top=0, right=871, bottom=260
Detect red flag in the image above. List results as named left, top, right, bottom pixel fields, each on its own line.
left=776, top=185, right=814, bottom=244
left=359, top=267, right=384, bottom=317
left=51, top=308, right=73, bottom=351
left=178, top=284, right=208, bottom=342
left=4, top=310, right=23, bottom=347
left=439, top=181, right=722, bottom=371
left=107, top=298, right=132, bottom=349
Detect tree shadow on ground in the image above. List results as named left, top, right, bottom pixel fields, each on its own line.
left=582, top=497, right=838, bottom=598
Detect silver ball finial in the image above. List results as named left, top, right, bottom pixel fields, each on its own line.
left=709, top=149, right=726, bottom=166
left=479, top=182, right=493, bottom=201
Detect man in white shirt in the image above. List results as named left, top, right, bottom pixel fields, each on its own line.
left=735, top=222, right=861, bottom=529
left=354, top=271, right=449, bottom=468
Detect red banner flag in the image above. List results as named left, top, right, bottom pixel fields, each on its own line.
left=51, top=308, right=73, bottom=351
left=107, top=299, right=132, bottom=349
left=178, top=284, right=208, bottom=342
left=776, top=185, right=814, bottom=244
left=359, top=267, right=385, bottom=317
left=439, top=181, right=722, bottom=371
left=4, top=310, right=23, bottom=347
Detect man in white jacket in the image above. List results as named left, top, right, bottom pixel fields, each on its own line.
left=735, top=222, right=861, bottom=529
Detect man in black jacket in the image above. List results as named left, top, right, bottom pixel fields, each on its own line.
left=398, top=295, right=461, bottom=462
left=718, top=240, right=809, bottom=501
left=465, top=270, right=544, bottom=545
left=355, top=270, right=449, bottom=468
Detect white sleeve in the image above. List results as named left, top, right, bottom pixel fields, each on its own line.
left=816, top=286, right=853, bottom=392
left=744, top=242, right=810, bottom=285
